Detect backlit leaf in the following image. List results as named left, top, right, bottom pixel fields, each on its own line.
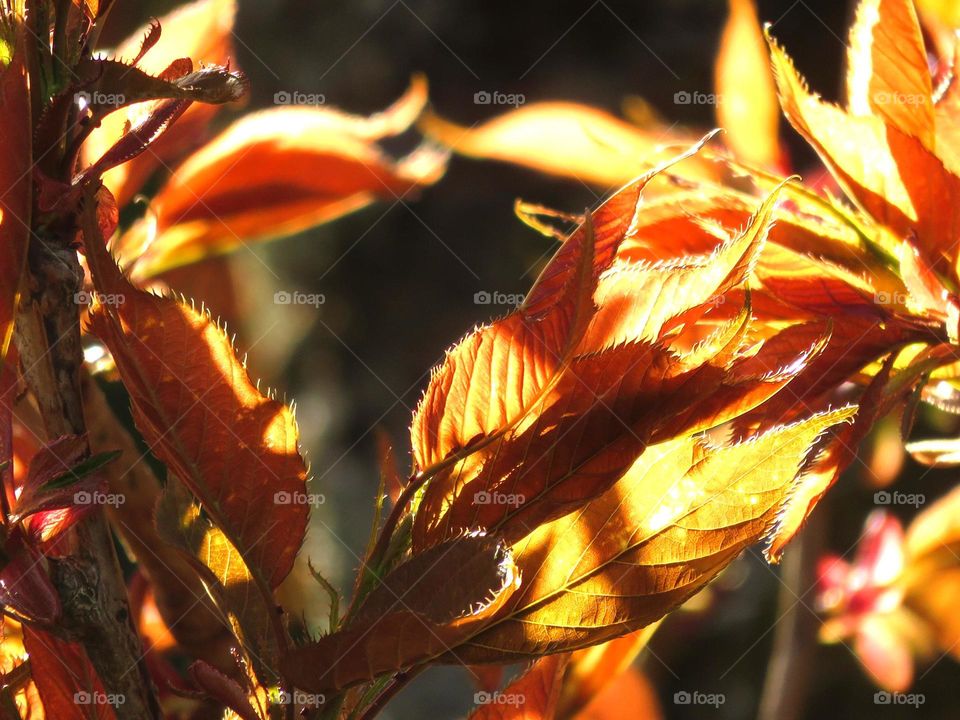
left=445, top=407, right=855, bottom=662
left=82, top=199, right=309, bottom=591
left=119, top=77, right=441, bottom=278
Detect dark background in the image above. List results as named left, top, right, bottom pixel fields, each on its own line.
left=100, top=1, right=959, bottom=717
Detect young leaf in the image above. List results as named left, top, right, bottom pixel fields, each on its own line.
left=715, top=0, right=782, bottom=169
left=767, top=28, right=960, bottom=276
left=846, top=0, right=934, bottom=147
left=156, top=479, right=280, bottom=672
left=82, top=198, right=309, bottom=592
left=22, top=627, right=116, bottom=720
left=447, top=407, right=855, bottom=663
left=281, top=532, right=519, bottom=693
left=118, top=78, right=440, bottom=278
left=468, top=655, right=568, bottom=720
left=419, top=103, right=721, bottom=188
left=82, top=0, right=239, bottom=206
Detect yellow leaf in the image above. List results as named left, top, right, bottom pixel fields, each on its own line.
left=715, top=0, right=782, bottom=168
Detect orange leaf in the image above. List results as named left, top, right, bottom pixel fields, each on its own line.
left=768, top=29, right=960, bottom=277
left=82, top=0, right=239, bottom=206
left=715, top=0, right=783, bottom=169
left=846, top=0, right=935, bottom=148
left=281, top=532, right=519, bottom=693
left=468, top=655, right=568, bottom=720
left=23, top=627, right=116, bottom=720
left=574, top=667, right=662, bottom=720
left=119, top=77, right=440, bottom=278
left=446, top=407, right=855, bottom=662
left=419, top=103, right=721, bottom=189
left=559, top=624, right=659, bottom=718
left=83, top=200, right=309, bottom=590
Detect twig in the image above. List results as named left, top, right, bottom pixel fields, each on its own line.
left=14, top=237, right=160, bottom=719
left=757, top=510, right=825, bottom=720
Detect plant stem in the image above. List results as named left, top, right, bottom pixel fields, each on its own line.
left=757, top=512, right=824, bottom=720
left=14, top=237, right=160, bottom=719
left=357, top=667, right=424, bottom=720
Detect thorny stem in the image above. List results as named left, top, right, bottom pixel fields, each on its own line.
left=13, top=235, right=161, bottom=719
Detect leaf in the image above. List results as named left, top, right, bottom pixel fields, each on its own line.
left=411, top=136, right=718, bottom=474
left=558, top=624, right=659, bottom=718
left=155, top=479, right=279, bottom=672
left=714, top=0, right=782, bottom=169
left=846, top=0, right=935, bottom=147
left=82, top=199, right=309, bottom=591
left=419, top=103, right=721, bottom=189
left=0, top=28, right=30, bottom=363
left=574, top=666, right=663, bottom=720
left=188, top=660, right=261, bottom=720
left=767, top=29, right=960, bottom=276
left=119, top=77, right=440, bottom=279
left=281, top=532, right=520, bottom=693
left=764, top=345, right=951, bottom=560
left=0, top=531, right=61, bottom=624
left=468, top=655, right=568, bottom=720
left=22, top=627, right=116, bottom=720
left=9, top=436, right=119, bottom=526
left=82, top=0, right=239, bottom=206
left=415, top=328, right=820, bottom=548
left=441, top=407, right=855, bottom=663
left=577, top=184, right=780, bottom=350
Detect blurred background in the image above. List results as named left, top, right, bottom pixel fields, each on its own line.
left=97, top=1, right=960, bottom=717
